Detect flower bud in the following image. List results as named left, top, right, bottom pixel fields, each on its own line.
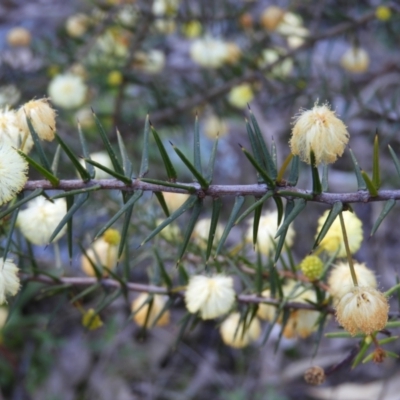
left=227, top=84, right=254, bottom=108
left=131, top=293, right=170, bottom=327
left=82, top=309, right=103, bottom=330
left=300, top=255, right=323, bottom=281
left=375, top=6, right=391, bottom=21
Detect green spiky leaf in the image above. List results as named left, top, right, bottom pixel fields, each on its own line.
left=151, top=126, right=177, bottom=181
left=313, top=202, right=343, bottom=249
left=371, top=198, right=396, bottom=236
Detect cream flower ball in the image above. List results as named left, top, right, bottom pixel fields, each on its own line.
left=316, top=210, right=363, bottom=258
left=65, top=13, right=90, bottom=38
left=245, top=210, right=295, bottom=256
left=0, top=143, right=28, bottom=206
left=192, top=218, right=224, bottom=249
left=328, top=261, right=377, bottom=303
left=290, top=103, right=349, bottom=165
left=190, top=36, right=229, bottom=68
left=162, top=192, right=189, bottom=213
left=48, top=73, right=87, bottom=109
left=79, top=151, right=113, bottom=179
left=7, top=27, right=31, bottom=47
left=17, top=98, right=56, bottom=142
left=0, top=259, right=20, bottom=305
left=220, top=312, right=261, bottom=348
left=17, top=197, right=67, bottom=245
left=256, top=289, right=277, bottom=321
left=340, top=47, right=370, bottom=74
left=0, top=107, right=33, bottom=153
left=227, top=84, right=254, bottom=109
left=131, top=293, right=170, bottom=327
left=185, top=275, right=235, bottom=319
left=335, top=286, right=389, bottom=336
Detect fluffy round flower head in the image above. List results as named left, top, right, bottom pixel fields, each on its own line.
left=316, top=210, right=363, bottom=258
left=131, top=293, right=170, bottom=327
left=0, top=108, right=33, bottom=153
left=48, top=73, right=87, bottom=109
left=258, top=48, right=293, bottom=79
left=0, top=259, right=20, bottom=305
left=81, top=230, right=120, bottom=277
left=227, top=84, right=254, bottom=109
left=204, top=114, right=228, bottom=139
left=192, top=218, right=224, bottom=249
left=17, top=98, right=56, bottom=142
left=336, top=286, right=389, bottom=336
left=185, top=275, right=235, bottom=320
left=340, top=47, right=370, bottom=74
left=276, top=12, right=309, bottom=49
left=17, top=197, right=67, bottom=245
left=300, top=255, right=324, bottom=281
left=245, top=210, right=295, bottom=256
left=7, top=27, right=31, bottom=47
left=290, top=102, right=349, bottom=165
left=190, top=36, right=229, bottom=69
left=162, top=192, right=189, bottom=213
left=65, top=13, right=90, bottom=38
left=220, top=312, right=261, bottom=348
left=328, top=261, right=377, bottom=303
left=79, top=151, right=113, bottom=179
left=260, top=6, right=285, bottom=31
left=0, top=143, right=28, bottom=206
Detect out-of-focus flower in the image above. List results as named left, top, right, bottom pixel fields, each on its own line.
left=152, top=0, right=179, bottom=34
left=182, top=20, right=202, bottom=38
left=276, top=12, right=309, bottom=49
left=304, top=366, right=326, bottom=386
left=0, top=85, right=21, bottom=108
left=336, top=286, right=389, bottom=335
left=316, top=210, right=362, bottom=257
left=17, top=197, right=67, bottom=245
left=227, top=84, right=254, bottom=108
left=0, top=143, right=28, bottom=206
left=340, top=47, right=370, bottom=74
left=192, top=218, right=224, bottom=249
left=376, top=6, right=391, bottom=21
left=300, top=255, right=324, bottom=281
left=82, top=308, right=103, bottom=330
left=260, top=6, right=285, bottom=31
left=162, top=192, right=189, bottom=212
left=65, top=13, right=90, bottom=38
left=0, top=259, right=20, bottom=305
left=328, top=261, right=377, bottom=303
left=7, top=27, right=31, bottom=47
left=220, top=312, right=261, bottom=348
left=156, top=218, right=181, bottom=241
left=132, top=50, right=166, bottom=74
left=17, top=98, right=56, bottom=142
left=239, top=13, right=253, bottom=30
left=0, top=108, right=33, bottom=153
left=48, top=73, right=87, bottom=109
left=204, top=114, right=228, bottom=139
left=79, top=151, right=114, bottom=179
left=81, top=229, right=120, bottom=277
left=115, top=5, right=138, bottom=28
left=185, top=275, right=235, bottom=319
left=0, top=307, right=8, bottom=329
left=69, top=63, right=87, bottom=79
left=245, top=210, right=295, bottom=256
left=258, top=48, right=293, bottom=78
left=107, top=70, right=123, bottom=86
left=190, top=36, right=229, bottom=68
left=256, top=289, right=277, bottom=321
left=290, top=102, right=349, bottom=165
left=75, top=107, right=94, bottom=129
left=225, top=42, right=242, bottom=64
left=131, top=293, right=170, bottom=327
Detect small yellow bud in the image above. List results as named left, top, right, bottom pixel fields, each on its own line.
left=227, top=84, right=254, bottom=109
left=375, top=6, right=391, bottom=21
left=107, top=70, right=123, bottom=86
left=102, top=229, right=121, bottom=245
left=82, top=309, right=103, bottom=330
left=7, top=27, right=31, bottom=47
left=182, top=20, right=202, bottom=38
left=304, top=366, right=325, bottom=386
left=300, top=255, right=323, bottom=281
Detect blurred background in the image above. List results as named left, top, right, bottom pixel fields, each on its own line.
left=1, top=0, right=400, bottom=399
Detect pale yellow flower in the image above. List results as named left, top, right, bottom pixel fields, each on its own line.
left=17, top=197, right=67, bottom=245
left=245, top=210, right=295, bottom=256
left=48, top=73, right=87, bottom=109
left=328, top=261, right=377, bottom=303
left=156, top=218, right=181, bottom=241
left=204, top=114, right=228, bottom=139
left=185, top=275, right=235, bottom=319
left=162, top=192, right=189, bottom=212
left=0, top=259, right=20, bottom=305
left=220, top=312, right=261, bottom=348
left=190, top=36, right=229, bottom=68
left=300, top=255, right=324, bottom=281
left=256, top=289, right=277, bottom=321
left=131, top=293, right=170, bottom=327
left=0, top=143, right=28, bottom=206
left=290, top=102, right=349, bottom=165
left=0, top=107, right=33, bottom=153
left=132, top=50, right=165, bottom=74
left=82, top=308, right=103, bottom=330
left=17, top=98, right=56, bottom=142
left=316, top=210, right=363, bottom=258
left=376, top=6, right=391, bottom=21
left=182, top=20, right=202, bottom=38
left=258, top=48, right=293, bottom=78
left=7, top=27, right=31, bottom=47
left=335, top=286, right=389, bottom=336
left=79, top=151, right=113, bottom=180
left=81, top=232, right=120, bottom=277
left=0, top=85, right=21, bottom=108
left=225, top=42, right=242, bottom=64
left=65, top=13, right=90, bottom=38
left=340, top=47, right=370, bottom=74
left=227, top=84, right=254, bottom=108
left=260, top=6, right=285, bottom=31
left=75, top=107, right=94, bottom=129
left=276, top=12, right=309, bottom=49
left=192, top=218, right=224, bottom=249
